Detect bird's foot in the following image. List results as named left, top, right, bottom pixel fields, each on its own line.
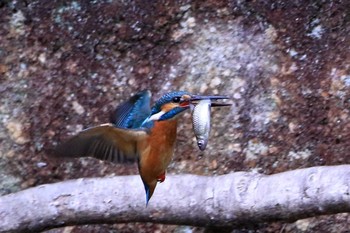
left=157, top=172, right=166, bottom=183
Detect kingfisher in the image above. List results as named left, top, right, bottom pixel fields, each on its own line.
left=54, top=90, right=230, bottom=204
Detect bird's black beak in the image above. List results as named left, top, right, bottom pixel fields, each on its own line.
left=189, top=95, right=232, bottom=107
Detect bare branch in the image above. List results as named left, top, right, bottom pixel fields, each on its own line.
left=1, top=165, right=350, bottom=232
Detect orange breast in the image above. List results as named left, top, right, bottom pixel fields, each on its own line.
left=138, top=119, right=178, bottom=184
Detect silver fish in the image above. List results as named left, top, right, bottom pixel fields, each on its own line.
left=191, top=99, right=211, bottom=151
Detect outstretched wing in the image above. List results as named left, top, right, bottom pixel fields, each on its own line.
left=110, top=90, right=151, bottom=129
left=53, top=123, right=148, bottom=163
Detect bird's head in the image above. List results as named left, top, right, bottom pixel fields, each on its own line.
left=148, top=91, right=192, bottom=122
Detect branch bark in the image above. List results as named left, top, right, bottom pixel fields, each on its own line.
left=1, top=165, right=350, bottom=232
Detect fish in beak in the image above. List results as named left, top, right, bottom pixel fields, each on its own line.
left=189, top=95, right=232, bottom=150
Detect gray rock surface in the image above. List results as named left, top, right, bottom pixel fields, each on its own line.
left=1, top=0, right=350, bottom=232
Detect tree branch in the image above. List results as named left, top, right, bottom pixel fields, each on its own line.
left=1, top=165, right=350, bottom=232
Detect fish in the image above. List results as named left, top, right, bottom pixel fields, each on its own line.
left=191, top=99, right=211, bottom=151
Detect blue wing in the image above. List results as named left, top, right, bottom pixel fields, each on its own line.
left=110, top=90, right=151, bottom=129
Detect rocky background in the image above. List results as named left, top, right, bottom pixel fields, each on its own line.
left=1, top=0, right=350, bottom=232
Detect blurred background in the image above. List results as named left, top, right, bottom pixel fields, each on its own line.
left=1, top=0, right=350, bottom=232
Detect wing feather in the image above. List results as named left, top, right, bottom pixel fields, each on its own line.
left=110, top=90, right=151, bottom=128
left=53, top=123, right=148, bottom=163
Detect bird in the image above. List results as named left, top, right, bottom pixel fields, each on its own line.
left=53, top=90, right=231, bottom=205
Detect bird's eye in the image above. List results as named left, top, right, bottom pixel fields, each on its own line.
left=172, top=97, right=181, bottom=103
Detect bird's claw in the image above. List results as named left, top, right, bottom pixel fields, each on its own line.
left=157, top=172, right=166, bottom=183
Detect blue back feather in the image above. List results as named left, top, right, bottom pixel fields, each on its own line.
left=110, top=90, right=151, bottom=129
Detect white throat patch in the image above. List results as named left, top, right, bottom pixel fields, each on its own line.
left=148, top=111, right=166, bottom=121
